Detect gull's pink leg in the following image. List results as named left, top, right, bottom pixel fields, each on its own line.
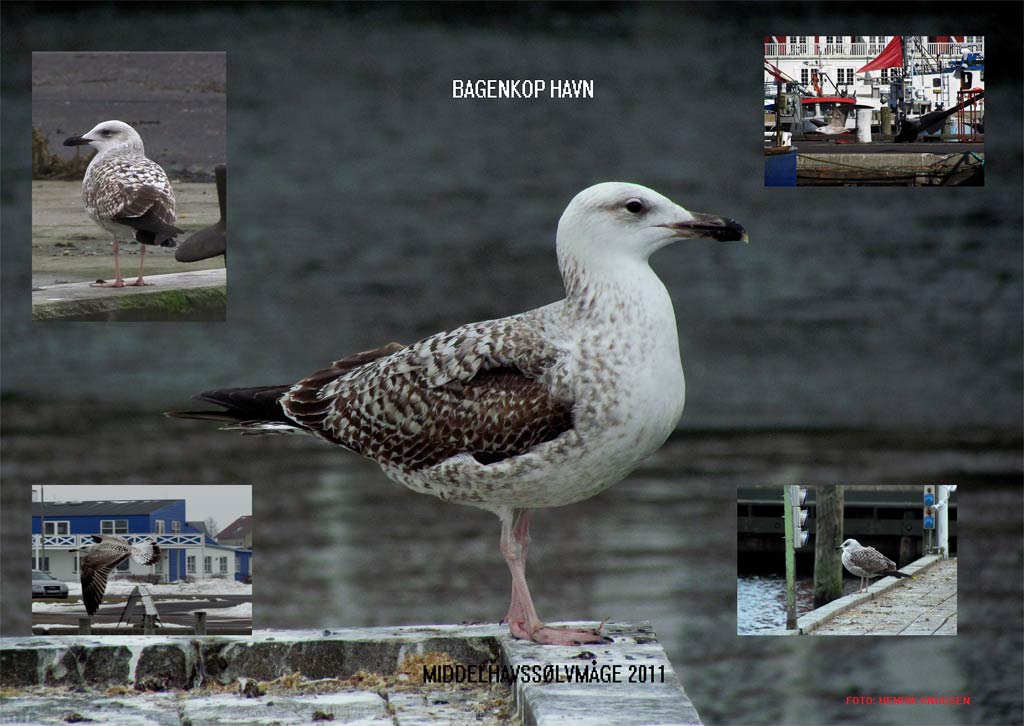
left=499, top=508, right=611, bottom=646
left=91, top=238, right=125, bottom=288
left=126, top=243, right=152, bottom=286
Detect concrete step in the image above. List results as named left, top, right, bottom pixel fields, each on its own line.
left=31, top=268, right=226, bottom=321
left=0, top=622, right=702, bottom=725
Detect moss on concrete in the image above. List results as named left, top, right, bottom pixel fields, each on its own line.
left=32, top=285, right=226, bottom=322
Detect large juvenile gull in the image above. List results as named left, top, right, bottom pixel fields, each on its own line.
left=74, top=535, right=162, bottom=617
left=64, top=120, right=181, bottom=288
left=838, top=538, right=911, bottom=593
left=169, top=182, right=747, bottom=645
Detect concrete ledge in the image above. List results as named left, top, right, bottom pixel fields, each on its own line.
left=32, top=268, right=226, bottom=321
left=797, top=555, right=944, bottom=634
left=0, top=622, right=701, bottom=725
left=796, top=152, right=983, bottom=185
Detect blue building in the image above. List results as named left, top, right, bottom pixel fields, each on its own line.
left=31, top=499, right=253, bottom=584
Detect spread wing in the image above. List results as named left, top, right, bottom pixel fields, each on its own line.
left=281, top=317, right=574, bottom=470
left=80, top=535, right=132, bottom=617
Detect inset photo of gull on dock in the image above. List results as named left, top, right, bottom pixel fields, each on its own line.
left=737, top=485, right=958, bottom=635
left=31, top=485, right=252, bottom=636
left=31, top=51, right=227, bottom=321
left=764, top=36, right=984, bottom=186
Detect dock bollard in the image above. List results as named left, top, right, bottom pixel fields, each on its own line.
left=194, top=611, right=207, bottom=635
left=78, top=617, right=91, bottom=635
left=856, top=109, right=872, bottom=143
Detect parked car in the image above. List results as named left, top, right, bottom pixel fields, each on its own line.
left=32, top=570, right=69, bottom=599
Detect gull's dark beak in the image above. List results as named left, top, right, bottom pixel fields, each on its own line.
left=660, top=213, right=748, bottom=243
left=63, top=135, right=92, bottom=147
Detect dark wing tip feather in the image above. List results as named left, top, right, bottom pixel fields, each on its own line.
left=166, top=385, right=293, bottom=427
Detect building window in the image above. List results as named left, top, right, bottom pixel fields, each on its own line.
left=219, top=557, right=228, bottom=574
left=100, top=520, right=129, bottom=535
left=155, top=520, right=165, bottom=534
left=172, top=520, right=181, bottom=533
left=155, top=560, right=163, bottom=574
left=33, top=556, right=50, bottom=571
left=204, top=556, right=212, bottom=574
left=800, top=68, right=809, bottom=85
left=116, top=558, right=130, bottom=572
left=235, top=559, right=241, bottom=573
left=43, top=521, right=70, bottom=536
left=187, top=556, right=196, bottom=574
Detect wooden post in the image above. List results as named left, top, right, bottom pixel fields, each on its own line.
left=881, top=106, right=892, bottom=137
left=78, top=617, right=91, bottom=635
left=194, top=611, right=207, bottom=635
left=143, top=614, right=156, bottom=635
left=813, top=485, right=844, bottom=607
left=783, top=487, right=796, bottom=629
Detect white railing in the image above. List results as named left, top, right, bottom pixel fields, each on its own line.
left=765, top=39, right=983, bottom=60
left=927, top=40, right=983, bottom=57
left=764, top=43, right=808, bottom=57
left=32, top=532, right=204, bottom=548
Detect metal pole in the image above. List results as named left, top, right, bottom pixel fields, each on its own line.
left=40, top=485, right=46, bottom=572
left=784, top=486, right=797, bottom=629
left=937, top=485, right=950, bottom=558
left=775, top=75, right=784, bottom=147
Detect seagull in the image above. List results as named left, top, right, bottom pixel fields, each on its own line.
left=74, top=535, right=162, bottom=618
left=168, top=182, right=747, bottom=645
left=64, top=120, right=182, bottom=288
left=837, top=538, right=911, bottom=593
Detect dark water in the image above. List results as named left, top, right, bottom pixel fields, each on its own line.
left=1, top=404, right=1021, bottom=725
left=2, top=4, right=1023, bottom=725
left=736, top=575, right=817, bottom=634
left=3, top=4, right=1021, bottom=432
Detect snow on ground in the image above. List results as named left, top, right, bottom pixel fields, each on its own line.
left=60, top=578, right=251, bottom=597
left=32, top=601, right=83, bottom=612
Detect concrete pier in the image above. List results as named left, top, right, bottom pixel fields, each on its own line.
left=796, top=152, right=983, bottom=185
left=31, top=268, right=226, bottom=321
left=794, top=555, right=957, bottom=635
left=0, top=622, right=701, bottom=725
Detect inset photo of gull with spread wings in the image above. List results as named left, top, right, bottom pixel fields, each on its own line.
left=31, top=51, right=226, bottom=321
left=31, top=485, right=252, bottom=635
left=737, top=485, right=958, bottom=635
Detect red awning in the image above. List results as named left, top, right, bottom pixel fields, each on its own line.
left=857, top=36, right=903, bottom=73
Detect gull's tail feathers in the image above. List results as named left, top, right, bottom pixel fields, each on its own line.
left=165, top=385, right=306, bottom=435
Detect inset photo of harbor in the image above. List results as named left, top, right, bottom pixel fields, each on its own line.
left=764, top=36, right=984, bottom=186
left=31, top=51, right=227, bottom=321
left=737, top=485, right=957, bottom=635
left=31, top=485, right=252, bottom=635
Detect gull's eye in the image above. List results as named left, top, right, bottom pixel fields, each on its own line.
left=625, top=198, right=645, bottom=214
left=101, top=129, right=113, bottom=136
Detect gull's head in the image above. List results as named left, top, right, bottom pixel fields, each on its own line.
left=557, top=182, right=747, bottom=265
left=64, top=120, right=144, bottom=155
left=837, top=538, right=861, bottom=552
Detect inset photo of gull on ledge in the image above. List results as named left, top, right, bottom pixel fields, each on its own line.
left=31, top=51, right=227, bottom=321
left=737, top=485, right=958, bottom=635
left=31, top=485, right=252, bottom=636
left=764, top=35, right=984, bottom=186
